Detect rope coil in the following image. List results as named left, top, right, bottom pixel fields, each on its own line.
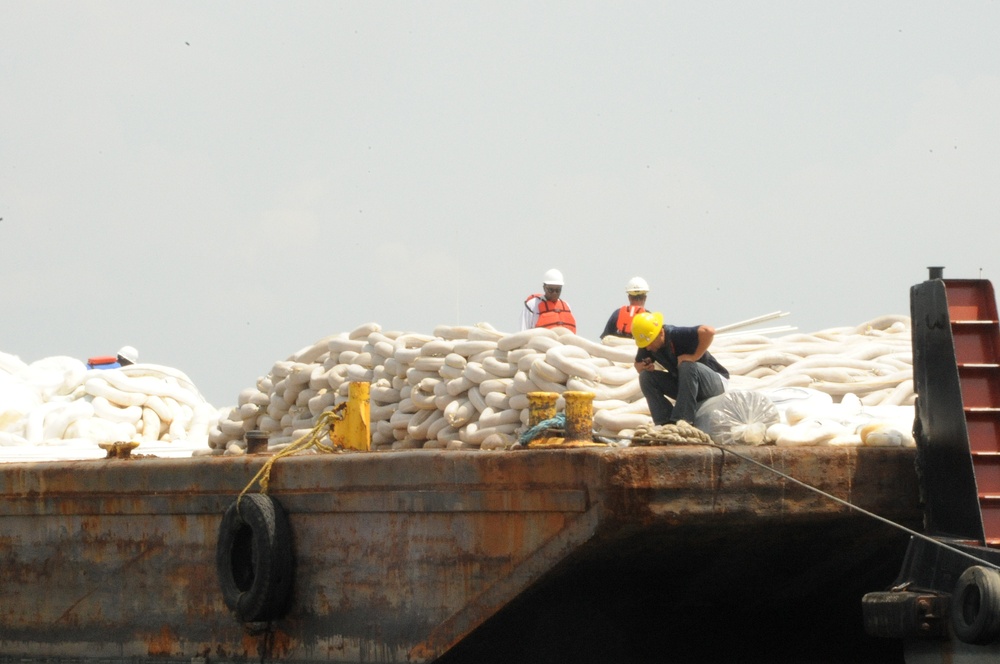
left=518, top=413, right=567, bottom=445
left=631, top=420, right=712, bottom=446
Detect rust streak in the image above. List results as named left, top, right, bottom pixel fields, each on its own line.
left=147, top=623, right=179, bottom=656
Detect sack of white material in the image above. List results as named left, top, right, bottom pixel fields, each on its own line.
left=694, top=390, right=780, bottom=446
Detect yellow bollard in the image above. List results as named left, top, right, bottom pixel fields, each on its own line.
left=331, top=381, right=371, bottom=451
left=524, top=392, right=563, bottom=447
left=527, top=392, right=560, bottom=426
left=563, top=390, right=600, bottom=447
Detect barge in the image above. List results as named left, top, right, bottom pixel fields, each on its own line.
left=13, top=272, right=993, bottom=663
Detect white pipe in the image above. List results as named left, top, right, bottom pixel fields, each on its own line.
left=717, top=325, right=797, bottom=338
left=716, top=311, right=790, bottom=333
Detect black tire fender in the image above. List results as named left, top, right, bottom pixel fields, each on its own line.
left=951, top=565, right=1000, bottom=645
left=216, top=493, right=294, bottom=622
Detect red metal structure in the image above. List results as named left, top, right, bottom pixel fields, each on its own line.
left=944, top=278, right=1000, bottom=545
left=863, top=268, right=1000, bottom=660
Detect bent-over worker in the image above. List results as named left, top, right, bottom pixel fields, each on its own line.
left=632, top=312, right=728, bottom=426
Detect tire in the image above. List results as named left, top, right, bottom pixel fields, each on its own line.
left=951, top=565, right=1000, bottom=645
left=216, top=493, right=295, bottom=622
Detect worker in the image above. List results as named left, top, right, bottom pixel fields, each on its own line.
left=601, top=276, right=649, bottom=339
left=520, top=268, right=577, bottom=333
left=86, top=346, right=139, bottom=370
left=632, top=311, right=729, bottom=426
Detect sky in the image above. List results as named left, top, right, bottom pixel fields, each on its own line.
left=2, top=2, right=999, bottom=408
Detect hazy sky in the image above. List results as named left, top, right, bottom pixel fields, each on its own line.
left=3, top=2, right=998, bottom=407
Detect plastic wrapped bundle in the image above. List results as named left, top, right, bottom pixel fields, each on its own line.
left=694, top=390, right=780, bottom=446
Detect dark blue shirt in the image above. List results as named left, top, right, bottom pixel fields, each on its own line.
left=634, top=324, right=730, bottom=379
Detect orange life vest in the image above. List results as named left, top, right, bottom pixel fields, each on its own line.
left=86, top=356, right=121, bottom=370
left=614, top=305, right=646, bottom=336
left=527, top=294, right=577, bottom=333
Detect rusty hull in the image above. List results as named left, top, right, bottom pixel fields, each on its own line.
left=0, top=446, right=921, bottom=663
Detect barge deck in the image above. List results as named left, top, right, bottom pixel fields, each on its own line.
left=1, top=444, right=920, bottom=663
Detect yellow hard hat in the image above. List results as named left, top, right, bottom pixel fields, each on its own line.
left=632, top=312, right=664, bottom=348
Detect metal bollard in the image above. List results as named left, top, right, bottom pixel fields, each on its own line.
left=245, top=430, right=269, bottom=454
left=563, top=391, right=595, bottom=445
left=527, top=392, right=560, bottom=426
left=331, top=381, right=371, bottom=451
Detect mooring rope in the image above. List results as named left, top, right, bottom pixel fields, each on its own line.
left=236, top=405, right=348, bottom=513
left=518, top=413, right=567, bottom=445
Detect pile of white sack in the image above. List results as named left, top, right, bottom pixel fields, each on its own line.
left=208, top=315, right=917, bottom=455
left=0, top=316, right=916, bottom=463
left=0, top=352, right=221, bottom=462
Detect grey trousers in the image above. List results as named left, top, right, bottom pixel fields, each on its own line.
left=639, top=361, right=725, bottom=425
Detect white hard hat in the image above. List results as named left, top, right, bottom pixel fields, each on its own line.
left=626, top=276, right=650, bottom=295
left=542, top=268, right=564, bottom=286
left=117, top=346, right=138, bottom=364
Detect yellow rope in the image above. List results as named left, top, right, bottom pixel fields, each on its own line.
left=236, top=405, right=348, bottom=510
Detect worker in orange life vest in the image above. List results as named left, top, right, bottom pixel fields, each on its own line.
left=520, top=268, right=577, bottom=333
left=601, top=277, right=649, bottom=339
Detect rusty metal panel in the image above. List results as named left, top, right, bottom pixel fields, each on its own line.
left=0, top=446, right=921, bottom=663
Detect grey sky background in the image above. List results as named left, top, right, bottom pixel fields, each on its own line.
left=2, top=2, right=998, bottom=408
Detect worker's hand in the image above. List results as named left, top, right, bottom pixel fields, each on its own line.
left=677, top=354, right=697, bottom=364
left=634, top=357, right=654, bottom=373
